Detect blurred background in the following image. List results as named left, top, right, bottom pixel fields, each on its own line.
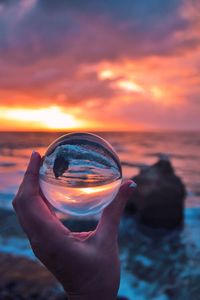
left=0, top=1, right=200, bottom=299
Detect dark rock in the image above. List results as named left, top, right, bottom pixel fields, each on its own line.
left=53, top=154, right=69, bottom=178
left=0, top=253, right=67, bottom=300
left=126, top=158, right=186, bottom=229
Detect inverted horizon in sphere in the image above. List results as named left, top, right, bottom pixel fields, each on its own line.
left=39, top=132, right=122, bottom=216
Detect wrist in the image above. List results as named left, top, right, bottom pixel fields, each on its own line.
left=68, top=291, right=117, bottom=300
left=69, top=296, right=116, bottom=300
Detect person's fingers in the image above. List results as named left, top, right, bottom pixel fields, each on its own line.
left=13, top=151, right=41, bottom=210
left=13, top=151, right=71, bottom=244
left=96, top=180, right=137, bottom=243
left=13, top=151, right=40, bottom=200
left=22, top=150, right=41, bottom=196
left=14, top=152, right=58, bottom=226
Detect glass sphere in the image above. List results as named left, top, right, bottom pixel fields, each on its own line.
left=39, top=133, right=122, bottom=216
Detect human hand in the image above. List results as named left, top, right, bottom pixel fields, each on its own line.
left=13, top=151, right=136, bottom=300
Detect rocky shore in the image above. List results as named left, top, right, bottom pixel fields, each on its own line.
left=0, top=253, right=66, bottom=300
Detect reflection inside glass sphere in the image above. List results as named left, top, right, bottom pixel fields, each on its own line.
left=39, top=133, right=122, bottom=216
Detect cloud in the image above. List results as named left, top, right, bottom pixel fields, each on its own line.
left=0, top=0, right=199, bottom=130
left=0, top=0, right=196, bottom=63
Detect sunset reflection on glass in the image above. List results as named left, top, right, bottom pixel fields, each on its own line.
left=39, top=133, right=122, bottom=216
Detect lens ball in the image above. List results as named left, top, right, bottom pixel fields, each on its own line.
left=39, top=133, right=122, bottom=216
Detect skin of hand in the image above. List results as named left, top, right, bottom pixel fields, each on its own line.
left=13, top=151, right=136, bottom=300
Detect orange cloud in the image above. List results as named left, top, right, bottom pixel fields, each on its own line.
left=0, top=0, right=199, bottom=131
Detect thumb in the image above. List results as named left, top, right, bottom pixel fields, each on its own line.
left=96, top=180, right=137, bottom=242
left=22, top=151, right=41, bottom=195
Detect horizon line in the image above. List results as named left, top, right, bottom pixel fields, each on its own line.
left=0, top=128, right=200, bottom=133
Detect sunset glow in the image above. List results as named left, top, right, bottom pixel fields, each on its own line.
left=0, top=106, right=87, bottom=131
left=117, top=80, right=144, bottom=94
left=151, top=87, right=164, bottom=100
left=0, top=0, right=199, bottom=131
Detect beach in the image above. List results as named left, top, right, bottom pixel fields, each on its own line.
left=0, top=131, right=200, bottom=299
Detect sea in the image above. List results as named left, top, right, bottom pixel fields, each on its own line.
left=0, top=131, right=200, bottom=299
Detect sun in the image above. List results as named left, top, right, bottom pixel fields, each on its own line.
left=0, top=106, right=87, bottom=131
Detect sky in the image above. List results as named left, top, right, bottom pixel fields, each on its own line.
left=0, top=0, right=199, bottom=131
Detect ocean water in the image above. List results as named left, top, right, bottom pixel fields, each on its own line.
left=0, top=131, right=200, bottom=299
left=0, top=131, right=199, bottom=208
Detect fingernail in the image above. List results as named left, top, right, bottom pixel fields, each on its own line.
left=129, top=182, right=137, bottom=189
left=31, top=150, right=36, bottom=157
